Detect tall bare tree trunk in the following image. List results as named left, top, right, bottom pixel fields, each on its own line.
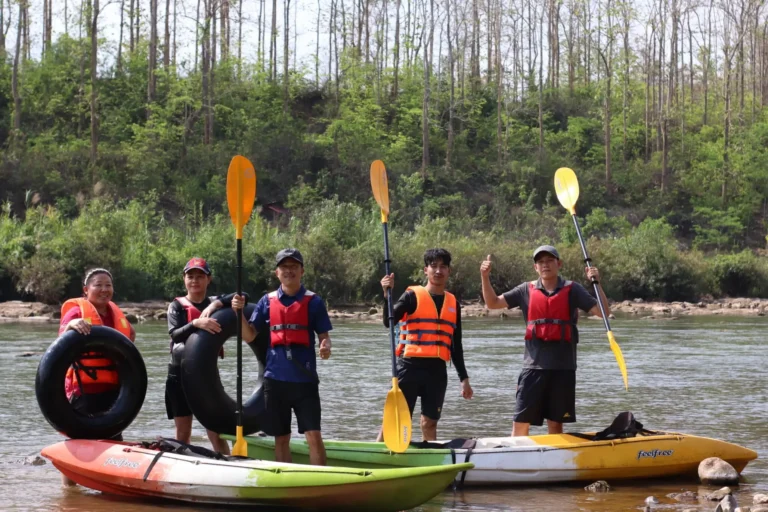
left=164, top=0, right=171, bottom=67
left=202, top=0, right=211, bottom=144
left=194, top=0, right=201, bottom=71
left=622, top=2, right=629, bottom=166
left=723, top=18, right=732, bottom=205
left=704, top=0, right=712, bottom=124
left=90, top=0, right=99, bottom=166
left=11, top=1, right=22, bottom=130
left=392, top=0, right=401, bottom=98
left=220, top=0, right=229, bottom=60
left=117, top=0, right=125, bottom=70
left=445, top=0, right=454, bottom=169
left=270, top=0, right=277, bottom=80
left=315, top=0, right=320, bottom=86
left=148, top=0, right=158, bottom=112
left=284, top=0, right=290, bottom=105
left=129, top=0, right=135, bottom=51
left=421, top=0, right=433, bottom=175
left=172, top=0, right=177, bottom=64
left=538, top=6, right=544, bottom=162
left=0, top=0, right=7, bottom=55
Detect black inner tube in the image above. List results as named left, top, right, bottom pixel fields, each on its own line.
left=181, top=305, right=267, bottom=435
left=35, top=326, right=147, bottom=440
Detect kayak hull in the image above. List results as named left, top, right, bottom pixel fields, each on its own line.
left=41, top=439, right=472, bottom=511
left=230, top=432, right=757, bottom=486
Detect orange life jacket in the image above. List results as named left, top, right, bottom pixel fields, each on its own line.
left=268, top=290, right=315, bottom=347
left=524, top=281, right=574, bottom=342
left=397, top=286, right=457, bottom=362
left=62, top=298, right=132, bottom=398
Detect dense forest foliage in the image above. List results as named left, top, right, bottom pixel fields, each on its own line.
left=2, top=0, right=768, bottom=303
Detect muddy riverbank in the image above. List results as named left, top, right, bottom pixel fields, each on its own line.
left=2, top=296, right=766, bottom=324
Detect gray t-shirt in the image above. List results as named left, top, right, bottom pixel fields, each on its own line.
left=502, top=276, right=597, bottom=370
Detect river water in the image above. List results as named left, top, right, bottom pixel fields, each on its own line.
left=1, top=315, right=766, bottom=511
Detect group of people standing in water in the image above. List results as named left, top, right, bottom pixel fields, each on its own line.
left=58, top=243, right=609, bottom=481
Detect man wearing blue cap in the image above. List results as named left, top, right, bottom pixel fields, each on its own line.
left=479, top=245, right=609, bottom=437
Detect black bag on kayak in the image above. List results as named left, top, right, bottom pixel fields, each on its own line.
left=592, top=411, right=654, bottom=441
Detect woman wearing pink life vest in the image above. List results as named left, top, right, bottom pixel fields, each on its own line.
left=165, top=258, right=232, bottom=454
left=480, top=246, right=610, bottom=437
left=58, top=267, right=136, bottom=485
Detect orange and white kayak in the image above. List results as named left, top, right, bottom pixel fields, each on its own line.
left=41, top=439, right=472, bottom=511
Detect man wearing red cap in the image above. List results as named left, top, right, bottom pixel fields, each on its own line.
left=480, top=246, right=610, bottom=437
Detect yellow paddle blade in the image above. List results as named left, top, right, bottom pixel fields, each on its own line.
left=370, top=160, right=390, bottom=223
left=226, top=155, right=257, bottom=239
left=607, top=331, right=629, bottom=391
left=232, top=425, right=248, bottom=457
left=383, top=377, right=411, bottom=453
left=554, top=167, right=579, bottom=215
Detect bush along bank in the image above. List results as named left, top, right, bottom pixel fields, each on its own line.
left=2, top=199, right=768, bottom=307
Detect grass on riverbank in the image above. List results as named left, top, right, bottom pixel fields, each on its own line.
left=2, top=198, right=767, bottom=305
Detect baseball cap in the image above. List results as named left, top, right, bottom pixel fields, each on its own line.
left=183, top=257, right=211, bottom=275
left=275, top=248, right=304, bottom=267
left=533, top=245, right=560, bottom=261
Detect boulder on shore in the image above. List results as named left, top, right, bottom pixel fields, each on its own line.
left=700, top=458, right=739, bottom=486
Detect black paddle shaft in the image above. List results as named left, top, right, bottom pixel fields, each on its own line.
left=382, top=222, right=398, bottom=377
left=236, top=238, right=243, bottom=426
left=570, top=214, right=612, bottom=332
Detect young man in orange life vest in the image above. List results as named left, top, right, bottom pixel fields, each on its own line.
left=378, top=248, right=473, bottom=442
left=480, top=245, right=609, bottom=437
left=231, top=249, right=332, bottom=465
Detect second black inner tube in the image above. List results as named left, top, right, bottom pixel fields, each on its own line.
left=181, top=305, right=267, bottom=435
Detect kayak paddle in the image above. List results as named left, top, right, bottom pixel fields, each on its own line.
left=226, top=155, right=257, bottom=456
left=554, top=167, right=628, bottom=391
left=370, top=159, right=412, bottom=453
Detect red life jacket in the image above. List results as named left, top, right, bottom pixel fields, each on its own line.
left=173, top=296, right=223, bottom=358
left=525, top=281, right=574, bottom=342
left=268, top=290, right=315, bottom=347
left=176, top=296, right=202, bottom=323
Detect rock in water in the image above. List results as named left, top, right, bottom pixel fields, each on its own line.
left=706, top=487, right=734, bottom=501
left=23, top=455, right=46, bottom=466
left=700, top=457, right=739, bottom=485
left=584, top=480, right=610, bottom=492
left=714, top=494, right=738, bottom=512
left=755, top=494, right=768, bottom=504
left=667, top=491, right=698, bottom=502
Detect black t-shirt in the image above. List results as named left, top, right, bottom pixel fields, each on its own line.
left=383, top=289, right=469, bottom=382
left=503, top=277, right=597, bottom=370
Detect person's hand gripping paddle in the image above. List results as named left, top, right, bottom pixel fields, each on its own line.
left=370, top=159, right=412, bottom=453
left=554, top=167, right=628, bottom=391
left=226, top=155, right=257, bottom=456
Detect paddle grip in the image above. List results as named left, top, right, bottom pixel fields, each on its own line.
left=382, top=222, right=398, bottom=378
left=570, top=214, right=612, bottom=332
left=236, top=238, right=243, bottom=425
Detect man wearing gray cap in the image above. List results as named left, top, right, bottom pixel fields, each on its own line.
left=479, top=245, right=609, bottom=437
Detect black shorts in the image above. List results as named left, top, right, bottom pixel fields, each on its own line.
left=263, top=378, right=321, bottom=436
left=397, top=361, right=447, bottom=421
left=165, top=365, right=193, bottom=420
left=513, top=368, right=576, bottom=426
